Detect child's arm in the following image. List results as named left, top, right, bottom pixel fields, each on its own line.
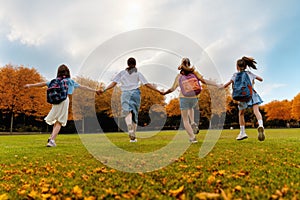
left=221, top=80, right=233, bottom=89
left=97, top=82, right=117, bottom=94
left=78, top=85, right=97, bottom=93
left=163, top=88, right=175, bottom=95
left=255, top=75, right=263, bottom=82
left=162, top=75, right=179, bottom=95
left=194, top=71, right=219, bottom=87
left=145, top=83, right=164, bottom=95
left=24, top=82, right=47, bottom=88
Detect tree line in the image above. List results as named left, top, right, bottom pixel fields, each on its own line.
left=0, top=64, right=299, bottom=133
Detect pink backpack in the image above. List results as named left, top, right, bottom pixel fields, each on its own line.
left=179, top=73, right=202, bottom=97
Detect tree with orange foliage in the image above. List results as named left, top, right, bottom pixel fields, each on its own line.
left=262, top=100, right=292, bottom=121
left=72, top=76, right=99, bottom=132
left=165, top=98, right=181, bottom=117
left=292, top=93, right=300, bottom=121
left=139, top=85, right=166, bottom=127
left=0, top=65, right=49, bottom=133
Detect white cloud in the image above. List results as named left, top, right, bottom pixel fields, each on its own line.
left=0, top=0, right=297, bottom=94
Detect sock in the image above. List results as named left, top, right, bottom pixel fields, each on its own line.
left=240, top=126, right=245, bottom=133
left=258, top=120, right=263, bottom=127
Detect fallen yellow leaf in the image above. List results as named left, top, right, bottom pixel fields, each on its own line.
left=234, top=185, right=242, bottom=192
left=169, top=185, right=184, bottom=196
left=0, top=193, right=9, bottom=200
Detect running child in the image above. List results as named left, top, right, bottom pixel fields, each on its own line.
left=24, top=64, right=98, bottom=147
left=97, top=57, right=163, bottom=142
left=162, top=58, right=218, bottom=143
left=221, top=56, right=265, bottom=141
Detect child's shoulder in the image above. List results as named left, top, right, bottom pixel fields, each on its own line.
left=65, top=78, right=77, bottom=84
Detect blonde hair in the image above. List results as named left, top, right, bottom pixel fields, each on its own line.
left=178, top=58, right=195, bottom=75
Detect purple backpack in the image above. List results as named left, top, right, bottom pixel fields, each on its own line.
left=179, top=73, right=202, bottom=97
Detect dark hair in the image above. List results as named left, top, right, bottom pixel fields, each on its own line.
left=126, top=57, right=137, bottom=74
left=57, top=64, right=71, bottom=78
left=237, top=56, right=257, bottom=71
left=178, top=58, right=195, bottom=75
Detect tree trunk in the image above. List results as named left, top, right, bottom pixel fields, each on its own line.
left=10, top=112, right=14, bottom=134
left=118, top=117, right=121, bottom=132
left=82, top=117, right=85, bottom=133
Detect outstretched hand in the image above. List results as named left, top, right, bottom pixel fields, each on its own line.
left=96, top=89, right=104, bottom=95
left=159, top=90, right=165, bottom=95
left=24, top=84, right=31, bottom=88
left=217, top=84, right=224, bottom=89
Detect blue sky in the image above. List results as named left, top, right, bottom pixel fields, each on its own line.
left=0, top=0, right=300, bottom=104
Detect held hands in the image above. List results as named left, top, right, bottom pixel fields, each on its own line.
left=24, top=84, right=31, bottom=88
left=96, top=88, right=104, bottom=95
left=159, top=90, right=165, bottom=95
left=217, top=84, right=225, bottom=89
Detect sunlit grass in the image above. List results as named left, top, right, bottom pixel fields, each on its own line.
left=0, top=129, right=299, bottom=199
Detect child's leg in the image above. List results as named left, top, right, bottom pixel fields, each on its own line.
left=50, top=121, right=62, bottom=140
left=125, top=112, right=132, bottom=127
left=253, top=104, right=265, bottom=141
left=188, top=108, right=199, bottom=134
left=133, top=122, right=137, bottom=133
left=125, top=112, right=136, bottom=141
left=188, top=109, right=194, bottom=124
left=252, top=104, right=263, bottom=127
left=239, top=109, right=245, bottom=127
left=181, top=109, right=196, bottom=140
left=236, top=109, right=247, bottom=140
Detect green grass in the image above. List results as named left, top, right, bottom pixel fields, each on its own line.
left=0, top=129, right=299, bottom=199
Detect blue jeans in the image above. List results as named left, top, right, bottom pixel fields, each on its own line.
left=121, top=89, right=141, bottom=124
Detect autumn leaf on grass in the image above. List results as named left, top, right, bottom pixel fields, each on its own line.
left=27, top=190, right=38, bottom=199
left=169, top=185, right=184, bottom=197
left=84, top=196, right=97, bottom=200
left=207, top=175, right=215, bottom=185
left=82, top=174, right=89, bottom=181
left=72, top=185, right=83, bottom=198
left=195, top=192, right=220, bottom=199
left=234, top=185, right=242, bottom=192
left=237, top=170, right=249, bottom=177
left=271, top=185, right=290, bottom=199
left=0, top=193, right=9, bottom=200
left=216, top=170, right=226, bottom=176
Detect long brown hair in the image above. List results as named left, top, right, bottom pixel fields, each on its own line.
left=126, top=57, right=137, bottom=74
left=237, top=56, right=257, bottom=71
left=178, top=58, right=195, bottom=75
left=57, top=64, right=71, bottom=78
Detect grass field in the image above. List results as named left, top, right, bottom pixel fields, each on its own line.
left=0, top=129, right=299, bottom=199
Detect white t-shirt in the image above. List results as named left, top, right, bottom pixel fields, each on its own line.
left=112, top=70, right=149, bottom=91
left=231, top=71, right=257, bottom=86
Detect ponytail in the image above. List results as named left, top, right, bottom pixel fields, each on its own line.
left=237, top=56, right=257, bottom=70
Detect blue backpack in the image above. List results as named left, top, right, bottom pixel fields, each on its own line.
left=47, top=77, right=69, bottom=104
left=232, top=71, right=253, bottom=102
left=179, top=73, right=202, bottom=97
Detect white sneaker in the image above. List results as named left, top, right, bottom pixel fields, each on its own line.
left=257, top=126, right=265, bottom=141
left=47, top=139, right=56, bottom=147
left=128, top=125, right=136, bottom=141
left=236, top=132, right=248, bottom=140
left=130, top=139, right=137, bottom=143
left=189, top=138, right=198, bottom=143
